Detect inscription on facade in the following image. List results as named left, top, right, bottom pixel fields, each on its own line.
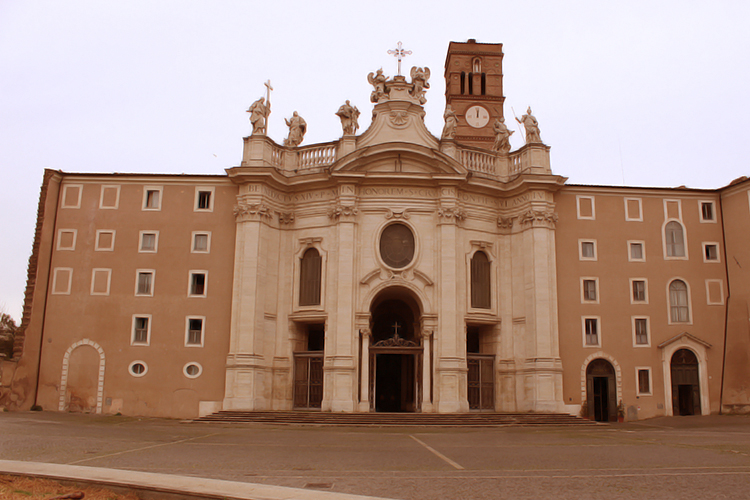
left=361, top=187, right=438, bottom=198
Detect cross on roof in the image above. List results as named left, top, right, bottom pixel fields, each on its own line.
left=391, top=321, right=401, bottom=336
left=387, top=41, right=412, bottom=76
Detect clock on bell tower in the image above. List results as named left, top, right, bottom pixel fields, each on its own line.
left=444, top=39, right=505, bottom=149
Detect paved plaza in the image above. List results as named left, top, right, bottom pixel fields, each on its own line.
left=1, top=412, right=750, bottom=499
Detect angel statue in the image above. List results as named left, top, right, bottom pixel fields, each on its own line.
left=492, top=117, right=514, bottom=153
left=410, top=66, right=431, bottom=104
left=284, top=111, right=307, bottom=147
left=515, top=107, right=542, bottom=144
left=336, top=100, right=360, bottom=135
left=367, top=69, right=388, bottom=103
left=247, top=97, right=270, bottom=135
left=441, top=105, right=458, bottom=139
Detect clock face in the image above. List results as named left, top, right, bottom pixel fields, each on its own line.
left=466, top=105, right=490, bottom=128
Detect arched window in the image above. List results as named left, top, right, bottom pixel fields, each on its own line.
left=669, top=280, right=689, bottom=323
left=481, top=73, right=486, bottom=95
left=468, top=72, right=474, bottom=95
left=460, top=71, right=466, bottom=95
left=299, top=248, right=322, bottom=306
left=472, top=57, right=482, bottom=73
left=471, top=251, right=491, bottom=309
left=665, top=221, right=685, bottom=257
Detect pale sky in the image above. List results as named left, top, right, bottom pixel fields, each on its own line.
left=1, top=1, right=749, bottom=321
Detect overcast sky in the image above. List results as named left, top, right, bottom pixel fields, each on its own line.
left=1, top=1, right=748, bottom=321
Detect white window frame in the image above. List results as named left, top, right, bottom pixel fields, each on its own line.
left=194, top=186, right=215, bottom=212
left=191, top=231, right=211, bottom=254
left=578, top=239, right=597, bottom=261
left=624, top=197, right=643, bottom=222
left=667, top=278, right=692, bottom=325
left=699, top=200, right=716, bottom=223
left=705, top=279, right=725, bottom=305
left=52, top=267, right=73, bottom=295
left=582, top=316, right=601, bottom=348
left=131, top=314, right=152, bottom=346
left=61, top=184, right=83, bottom=209
left=629, top=278, right=649, bottom=304
left=627, top=240, right=646, bottom=262
left=99, top=185, right=121, bottom=210
left=183, top=362, right=203, bottom=379
left=142, top=186, right=163, bottom=211
left=702, top=242, right=720, bottom=263
left=632, top=316, right=651, bottom=347
left=128, top=360, right=148, bottom=377
left=188, top=270, right=208, bottom=298
left=662, top=219, right=689, bottom=260
left=135, top=269, right=155, bottom=297
left=635, top=367, right=653, bottom=396
left=580, top=277, right=599, bottom=304
left=138, top=231, right=159, bottom=253
left=576, top=195, right=596, bottom=220
left=185, top=316, right=205, bottom=347
left=95, top=230, right=116, bottom=251
left=90, top=268, right=112, bottom=296
left=56, top=229, right=77, bottom=251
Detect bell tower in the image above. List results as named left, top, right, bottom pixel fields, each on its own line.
left=444, top=39, right=505, bottom=149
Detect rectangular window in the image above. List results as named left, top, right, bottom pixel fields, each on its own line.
left=700, top=201, right=716, bottom=222
left=90, top=268, right=112, bottom=295
left=582, top=279, right=598, bottom=302
left=637, top=368, right=652, bottom=395
left=576, top=196, right=595, bottom=220
left=628, top=241, right=645, bottom=262
left=703, top=243, right=719, bottom=262
left=61, top=184, right=82, bottom=209
left=142, top=186, right=163, bottom=210
left=579, top=240, right=597, bottom=260
left=95, top=230, right=115, bottom=251
left=631, top=279, right=647, bottom=303
left=99, top=185, right=121, bottom=209
left=583, top=317, right=599, bottom=347
left=135, top=270, right=154, bottom=296
left=192, top=232, right=211, bottom=253
left=624, top=198, right=642, bottom=221
left=634, top=317, right=649, bottom=346
left=139, top=231, right=158, bottom=253
left=131, top=315, right=151, bottom=345
left=56, top=229, right=77, bottom=251
left=186, top=317, right=205, bottom=346
left=52, top=268, right=73, bottom=295
left=195, top=187, right=215, bottom=211
left=189, top=271, right=207, bottom=297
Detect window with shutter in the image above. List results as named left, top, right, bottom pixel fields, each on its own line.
left=470, top=251, right=491, bottom=309
left=299, top=248, right=322, bottom=306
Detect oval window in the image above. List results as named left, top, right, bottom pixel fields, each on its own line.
left=128, top=361, right=148, bottom=377
left=183, top=363, right=203, bottom=379
left=379, top=224, right=415, bottom=269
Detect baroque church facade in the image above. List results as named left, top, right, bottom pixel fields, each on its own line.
left=4, top=40, right=750, bottom=421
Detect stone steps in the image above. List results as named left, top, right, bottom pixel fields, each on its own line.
left=195, top=410, right=600, bottom=427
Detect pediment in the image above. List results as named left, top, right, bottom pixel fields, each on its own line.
left=657, top=332, right=712, bottom=350
left=332, top=142, right=467, bottom=177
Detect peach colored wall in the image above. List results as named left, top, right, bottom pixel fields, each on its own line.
left=35, top=176, right=237, bottom=418
left=556, top=187, right=727, bottom=419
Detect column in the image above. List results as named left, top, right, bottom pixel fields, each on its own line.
left=421, top=329, right=433, bottom=412
left=359, top=328, right=371, bottom=412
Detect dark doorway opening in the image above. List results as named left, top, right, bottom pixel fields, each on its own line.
left=586, top=359, right=616, bottom=422
left=467, top=325, right=495, bottom=410
left=293, top=323, right=324, bottom=409
left=671, top=349, right=701, bottom=416
left=375, top=353, right=416, bottom=412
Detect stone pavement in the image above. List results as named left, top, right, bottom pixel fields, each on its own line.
left=1, top=412, right=750, bottom=499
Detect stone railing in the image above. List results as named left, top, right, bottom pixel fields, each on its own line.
left=455, top=143, right=551, bottom=180
left=298, top=143, right=337, bottom=170
left=460, top=148, right=497, bottom=176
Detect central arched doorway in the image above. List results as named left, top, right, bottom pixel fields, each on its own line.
left=368, top=291, right=423, bottom=412
left=586, top=359, right=616, bottom=422
left=671, top=349, right=701, bottom=416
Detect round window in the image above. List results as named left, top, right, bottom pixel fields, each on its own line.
left=379, top=223, right=415, bottom=269
left=128, top=361, right=148, bottom=377
left=183, top=362, right=203, bottom=379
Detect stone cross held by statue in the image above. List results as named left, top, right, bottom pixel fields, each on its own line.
left=387, top=41, right=412, bottom=76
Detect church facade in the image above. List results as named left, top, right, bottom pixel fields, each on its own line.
left=4, top=40, right=750, bottom=421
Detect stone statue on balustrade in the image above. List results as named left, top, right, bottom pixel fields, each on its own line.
left=367, top=69, right=388, bottom=103
left=336, top=100, right=360, bottom=135
left=441, top=105, right=458, bottom=140
left=410, top=66, right=430, bottom=104
left=247, top=97, right=270, bottom=135
left=284, top=111, right=307, bottom=147
left=515, top=107, right=542, bottom=144
left=492, top=117, right=514, bottom=153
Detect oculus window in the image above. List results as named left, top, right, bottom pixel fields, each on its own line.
left=380, top=223, right=415, bottom=269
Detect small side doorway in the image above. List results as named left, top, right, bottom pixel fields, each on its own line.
left=293, top=324, right=324, bottom=409
left=586, top=359, right=616, bottom=422
left=671, top=349, right=701, bottom=416
left=467, top=326, right=495, bottom=410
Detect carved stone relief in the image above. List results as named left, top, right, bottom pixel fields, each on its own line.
left=519, top=209, right=558, bottom=228
left=234, top=202, right=273, bottom=221
left=385, top=208, right=411, bottom=220
left=328, top=204, right=359, bottom=219
left=438, top=207, right=467, bottom=222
